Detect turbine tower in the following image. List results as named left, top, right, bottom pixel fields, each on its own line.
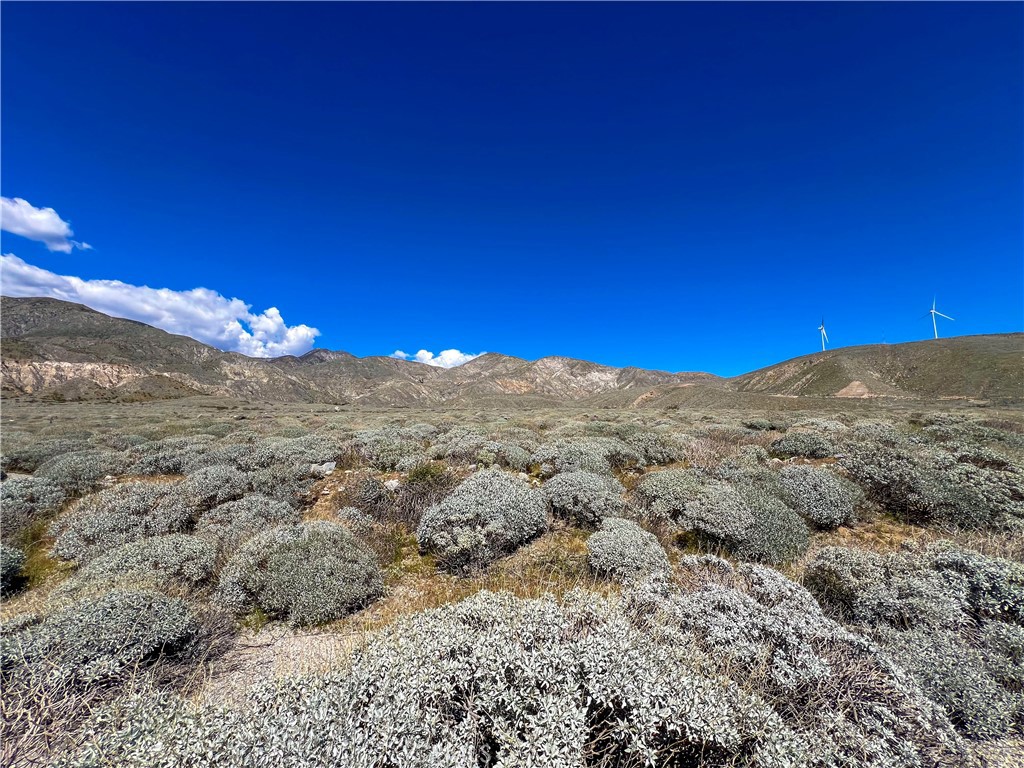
left=818, top=318, right=828, bottom=352
left=927, top=298, right=954, bottom=339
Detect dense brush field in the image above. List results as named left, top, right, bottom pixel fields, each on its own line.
left=1, top=399, right=1022, bottom=767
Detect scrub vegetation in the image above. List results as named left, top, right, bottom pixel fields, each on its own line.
left=1, top=397, right=1022, bottom=766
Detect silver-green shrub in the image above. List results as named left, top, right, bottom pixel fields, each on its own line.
left=530, top=437, right=641, bottom=476
left=875, top=627, right=1020, bottom=739
left=779, top=465, right=861, bottom=529
left=805, top=543, right=1024, bottom=739
left=1, top=589, right=198, bottom=688
left=635, top=470, right=754, bottom=551
left=1, top=476, right=66, bottom=542
left=769, top=432, right=835, bottom=459
left=216, top=521, right=383, bottom=626
left=839, top=442, right=1023, bottom=530
left=1, top=437, right=91, bottom=473
left=626, top=563, right=973, bottom=766
left=352, top=428, right=424, bottom=470
left=195, top=494, right=300, bottom=554
left=731, top=479, right=810, bottom=565
left=49, top=535, right=217, bottom=607
left=127, top=435, right=218, bottom=475
left=624, top=431, right=686, bottom=466
left=58, top=585, right=975, bottom=768
left=0, top=543, right=25, bottom=595
left=57, top=590, right=811, bottom=768
left=35, top=450, right=124, bottom=494
left=587, top=517, right=669, bottom=582
left=50, top=482, right=188, bottom=563
left=416, top=468, right=547, bottom=571
left=543, top=470, right=624, bottom=526
left=177, top=465, right=249, bottom=512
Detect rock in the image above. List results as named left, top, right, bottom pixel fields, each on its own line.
left=383, top=479, right=401, bottom=492
left=310, top=461, right=337, bottom=477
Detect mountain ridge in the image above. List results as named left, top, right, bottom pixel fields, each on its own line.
left=1, top=297, right=1020, bottom=406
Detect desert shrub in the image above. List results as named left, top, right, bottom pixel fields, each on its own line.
left=416, top=468, right=547, bottom=571
left=927, top=544, right=1024, bottom=624
left=731, top=480, right=810, bottom=565
left=392, top=462, right=458, bottom=526
left=634, top=470, right=754, bottom=552
left=587, top=517, right=669, bottom=582
left=429, top=426, right=487, bottom=463
left=1, top=590, right=198, bottom=689
left=530, top=437, right=641, bottom=476
left=768, top=432, right=835, bottom=459
left=245, top=463, right=315, bottom=507
left=98, top=434, right=149, bottom=452
left=626, top=564, right=973, bottom=766
left=0, top=544, right=26, bottom=595
left=805, top=543, right=1024, bottom=739
left=35, top=450, right=124, bottom=494
left=780, top=465, right=861, bottom=529
left=235, top=434, right=346, bottom=471
left=981, top=621, right=1024, bottom=690
left=840, top=442, right=1024, bottom=530
left=177, top=465, right=249, bottom=512
left=681, top=437, right=733, bottom=470
left=1, top=438, right=91, bottom=473
left=876, top=627, right=1020, bottom=739
left=743, top=418, right=785, bottom=432
left=355, top=476, right=394, bottom=519
left=543, top=470, right=625, bottom=527
left=50, top=535, right=217, bottom=606
left=127, top=435, right=218, bottom=475
left=625, top=431, right=686, bottom=466
left=216, top=521, right=383, bottom=626
left=352, top=428, right=423, bottom=471
left=803, top=546, right=965, bottom=629
left=1, top=477, right=67, bottom=543
left=335, top=506, right=375, bottom=537
left=57, top=590, right=813, bottom=768
left=393, top=452, right=431, bottom=472
left=472, top=440, right=532, bottom=471
left=195, top=494, right=300, bottom=554
left=50, top=482, right=188, bottom=563
left=633, top=468, right=704, bottom=521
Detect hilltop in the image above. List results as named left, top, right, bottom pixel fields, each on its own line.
left=1, top=296, right=1020, bottom=406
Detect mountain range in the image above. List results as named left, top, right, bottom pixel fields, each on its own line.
left=1, top=297, right=1021, bottom=407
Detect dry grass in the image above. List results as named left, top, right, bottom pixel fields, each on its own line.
left=335, top=522, right=616, bottom=638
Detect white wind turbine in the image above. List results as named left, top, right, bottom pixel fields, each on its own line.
left=818, top=317, right=828, bottom=352
left=926, top=298, right=954, bottom=339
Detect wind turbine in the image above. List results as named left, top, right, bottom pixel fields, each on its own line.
left=926, top=298, right=954, bottom=339
left=818, top=318, right=828, bottom=352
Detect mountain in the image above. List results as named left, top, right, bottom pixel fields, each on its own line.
left=732, top=335, right=1024, bottom=402
left=2, top=297, right=1020, bottom=406
left=0, top=297, right=714, bottom=405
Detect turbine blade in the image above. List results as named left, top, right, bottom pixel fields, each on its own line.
left=823, top=329, right=829, bottom=342
left=936, top=312, right=954, bottom=321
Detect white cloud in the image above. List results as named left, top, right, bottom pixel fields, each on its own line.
left=1, top=197, right=91, bottom=253
left=391, top=348, right=484, bottom=368
left=0, top=253, right=320, bottom=357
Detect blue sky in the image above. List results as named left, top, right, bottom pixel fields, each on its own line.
left=2, top=3, right=1021, bottom=375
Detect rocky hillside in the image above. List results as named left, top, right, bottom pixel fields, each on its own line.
left=733, top=335, right=1024, bottom=402
left=0, top=297, right=714, bottom=405
left=2, top=297, right=1020, bottom=405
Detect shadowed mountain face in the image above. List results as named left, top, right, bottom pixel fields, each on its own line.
left=2, top=297, right=1020, bottom=406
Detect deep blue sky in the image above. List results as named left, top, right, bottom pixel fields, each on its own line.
left=2, top=2, right=1021, bottom=375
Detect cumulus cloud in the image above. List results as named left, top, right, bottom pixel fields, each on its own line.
left=391, top=348, right=484, bottom=368
left=0, top=253, right=319, bottom=357
left=1, top=197, right=91, bottom=253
